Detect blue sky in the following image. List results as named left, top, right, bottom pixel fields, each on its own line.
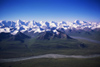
left=0, top=0, right=100, bottom=22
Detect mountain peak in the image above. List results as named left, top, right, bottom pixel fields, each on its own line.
left=37, top=29, right=72, bottom=40
left=11, top=31, right=31, bottom=42
left=0, top=20, right=100, bottom=35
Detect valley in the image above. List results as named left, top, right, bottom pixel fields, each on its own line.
left=0, top=20, right=100, bottom=67
left=0, top=31, right=100, bottom=59
left=1, top=0, right=100, bottom=66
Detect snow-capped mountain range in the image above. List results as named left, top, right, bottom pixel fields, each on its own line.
left=0, top=20, right=100, bottom=35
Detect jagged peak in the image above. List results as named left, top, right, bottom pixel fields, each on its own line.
left=0, top=20, right=100, bottom=35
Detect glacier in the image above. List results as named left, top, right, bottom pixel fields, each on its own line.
left=0, top=20, right=100, bottom=35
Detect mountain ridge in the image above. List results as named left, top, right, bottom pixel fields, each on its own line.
left=0, top=20, right=100, bottom=35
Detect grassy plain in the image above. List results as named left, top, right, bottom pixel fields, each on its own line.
left=0, top=36, right=100, bottom=67
left=0, top=57, right=100, bottom=67
left=0, top=37, right=100, bottom=59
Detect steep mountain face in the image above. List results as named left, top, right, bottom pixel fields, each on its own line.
left=0, top=20, right=100, bottom=35
left=56, top=29, right=72, bottom=39
left=23, top=31, right=40, bottom=38
left=34, top=30, right=86, bottom=50
left=37, top=29, right=72, bottom=40
left=0, top=32, right=31, bottom=42
left=9, top=32, right=31, bottom=42
left=37, top=31, right=54, bottom=40
left=0, top=32, right=12, bottom=41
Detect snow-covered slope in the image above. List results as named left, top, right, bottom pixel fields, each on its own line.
left=0, top=20, right=100, bottom=35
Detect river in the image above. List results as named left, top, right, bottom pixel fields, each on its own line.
left=0, top=54, right=100, bottom=63
left=0, top=36, right=100, bottom=63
